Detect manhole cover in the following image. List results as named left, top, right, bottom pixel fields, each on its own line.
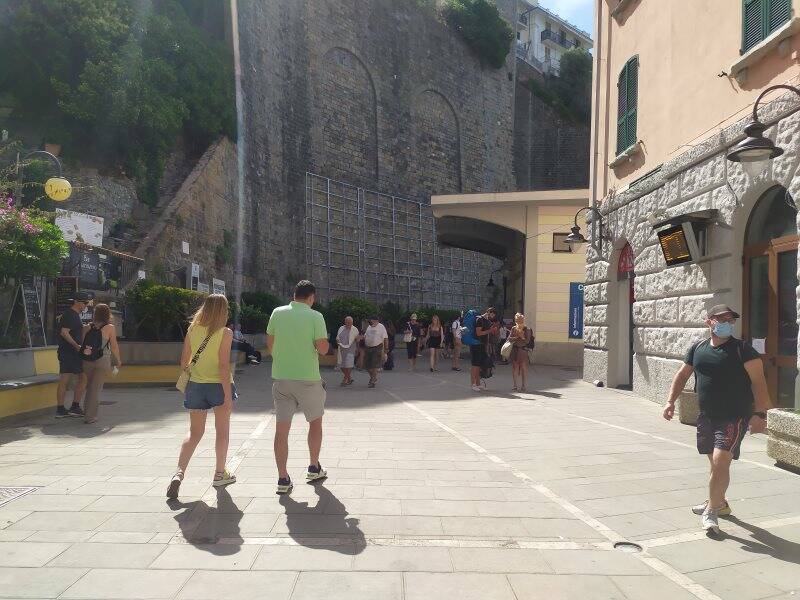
left=0, top=486, right=37, bottom=508
left=613, top=541, right=643, bottom=553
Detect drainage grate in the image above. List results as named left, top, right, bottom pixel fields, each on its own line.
left=613, top=541, right=643, bottom=553
left=0, top=486, right=37, bottom=508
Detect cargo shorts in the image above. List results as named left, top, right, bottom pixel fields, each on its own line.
left=272, top=379, right=326, bottom=423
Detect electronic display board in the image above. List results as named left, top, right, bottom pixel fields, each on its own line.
left=657, top=224, right=694, bottom=266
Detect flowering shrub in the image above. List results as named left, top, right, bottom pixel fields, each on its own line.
left=0, top=199, right=68, bottom=281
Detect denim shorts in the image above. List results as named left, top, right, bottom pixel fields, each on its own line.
left=184, top=381, right=238, bottom=410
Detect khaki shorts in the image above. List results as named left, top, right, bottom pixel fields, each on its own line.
left=272, top=379, right=326, bottom=423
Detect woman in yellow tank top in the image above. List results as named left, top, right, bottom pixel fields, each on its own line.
left=167, top=294, right=236, bottom=499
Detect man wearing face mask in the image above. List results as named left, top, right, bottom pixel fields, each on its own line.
left=663, top=304, right=769, bottom=534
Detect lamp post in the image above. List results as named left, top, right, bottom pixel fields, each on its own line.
left=726, top=84, right=799, bottom=178
left=563, top=206, right=605, bottom=254
left=15, top=150, right=72, bottom=203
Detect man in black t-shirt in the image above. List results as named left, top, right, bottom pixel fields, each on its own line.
left=470, top=307, right=498, bottom=391
left=663, top=304, right=769, bottom=534
left=55, top=292, right=90, bottom=418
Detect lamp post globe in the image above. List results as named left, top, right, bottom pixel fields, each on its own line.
left=726, top=119, right=782, bottom=179
left=564, top=225, right=587, bottom=246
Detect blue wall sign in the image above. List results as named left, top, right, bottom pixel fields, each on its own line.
left=568, top=282, right=584, bottom=339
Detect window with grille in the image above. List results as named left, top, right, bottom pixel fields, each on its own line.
left=616, top=56, right=639, bottom=155
left=742, top=0, right=792, bottom=54
left=552, top=233, right=573, bottom=253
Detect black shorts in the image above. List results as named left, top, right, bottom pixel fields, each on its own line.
left=57, top=350, right=83, bottom=375
left=406, top=341, right=419, bottom=359
left=469, top=344, right=487, bottom=367
left=697, top=415, right=748, bottom=460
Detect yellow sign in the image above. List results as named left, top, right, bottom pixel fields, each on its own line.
left=44, top=177, right=72, bottom=201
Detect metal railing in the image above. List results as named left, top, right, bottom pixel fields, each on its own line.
left=304, top=173, right=499, bottom=309
left=541, top=29, right=577, bottom=49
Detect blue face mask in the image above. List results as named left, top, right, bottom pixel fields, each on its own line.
left=713, top=322, right=734, bottom=338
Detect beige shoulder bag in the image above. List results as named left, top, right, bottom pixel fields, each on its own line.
left=176, top=331, right=214, bottom=393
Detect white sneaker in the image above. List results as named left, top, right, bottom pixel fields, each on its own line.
left=702, top=509, right=720, bottom=534
left=471, top=384, right=482, bottom=392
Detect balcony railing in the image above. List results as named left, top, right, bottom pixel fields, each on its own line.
left=541, top=29, right=577, bottom=49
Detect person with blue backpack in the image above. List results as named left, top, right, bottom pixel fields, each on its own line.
left=462, top=307, right=498, bottom=391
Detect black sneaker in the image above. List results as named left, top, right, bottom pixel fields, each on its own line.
left=306, top=463, right=327, bottom=482
left=68, top=404, right=85, bottom=418
left=55, top=405, right=69, bottom=418
left=276, top=477, right=293, bottom=495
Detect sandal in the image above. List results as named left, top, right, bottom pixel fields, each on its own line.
left=213, top=469, right=236, bottom=488
left=166, top=470, right=183, bottom=499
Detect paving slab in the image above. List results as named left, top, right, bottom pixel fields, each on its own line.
left=177, top=570, right=298, bottom=599
left=290, top=571, right=402, bottom=600
left=60, top=568, right=194, bottom=599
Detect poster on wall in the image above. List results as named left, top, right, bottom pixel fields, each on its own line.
left=568, top=282, right=584, bottom=339
left=55, top=209, right=104, bottom=246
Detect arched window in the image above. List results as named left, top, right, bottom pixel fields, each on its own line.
left=745, top=185, right=797, bottom=245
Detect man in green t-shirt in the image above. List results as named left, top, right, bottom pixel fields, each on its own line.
left=663, top=304, right=769, bottom=534
left=267, top=280, right=329, bottom=494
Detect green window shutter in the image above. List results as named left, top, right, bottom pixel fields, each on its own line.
left=768, top=0, right=791, bottom=33
left=616, top=57, right=638, bottom=155
left=617, top=63, right=628, bottom=155
left=626, top=57, right=638, bottom=152
left=742, top=0, right=766, bottom=53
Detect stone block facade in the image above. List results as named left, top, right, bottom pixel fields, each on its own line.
left=584, top=92, right=800, bottom=406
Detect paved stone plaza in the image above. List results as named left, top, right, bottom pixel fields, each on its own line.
left=0, top=363, right=798, bottom=600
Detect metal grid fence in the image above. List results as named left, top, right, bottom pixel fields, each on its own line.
left=305, top=173, right=499, bottom=309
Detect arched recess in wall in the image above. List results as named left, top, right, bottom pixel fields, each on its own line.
left=315, top=47, right=379, bottom=184
left=412, top=88, right=463, bottom=195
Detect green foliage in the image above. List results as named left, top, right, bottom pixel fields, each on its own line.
left=215, top=228, right=234, bottom=267
left=238, top=303, right=269, bottom=334
left=442, top=0, right=513, bottom=69
left=0, top=203, right=68, bottom=281
left=124, top=279, right=205, bottom=341
left=2, top=0, right=236, bottom=206
left=325, top=297, right=378, bottom=332
left=379, top=301, right=405, bottom=330
left=526, top=48, right=592, bottom=125
left=239, top=291, right=282, bottom=318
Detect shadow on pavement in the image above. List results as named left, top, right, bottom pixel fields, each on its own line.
left=723, top=516, right=800, bottom=566
left=167, top=486, right=244, bottom=556
left=279, top=483, right=366, bottom=555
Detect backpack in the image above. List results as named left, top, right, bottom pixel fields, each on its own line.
left=460, top=309, right=480, bottom=346
left=79, top=324, right=106, bottom=362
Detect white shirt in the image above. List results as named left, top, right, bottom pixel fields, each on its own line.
left=452, top=319, right=462, bottom=340
left=364, top=323, right=388, bottom=348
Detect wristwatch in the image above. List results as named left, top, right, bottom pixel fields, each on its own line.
left=753, top=411, right=767, bottom=419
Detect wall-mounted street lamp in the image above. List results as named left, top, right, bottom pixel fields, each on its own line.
left=726, top=84, right=797, bottom=178
left=16, top=150, right=72, bottom=202
left=563, top=206, right=605, bottom=254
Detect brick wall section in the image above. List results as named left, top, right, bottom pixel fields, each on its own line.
left=514, top=63, right=590, bottom=191
left=66, top=171, right=137, bottom=238
left=237, top=0, right=517, bottom=297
